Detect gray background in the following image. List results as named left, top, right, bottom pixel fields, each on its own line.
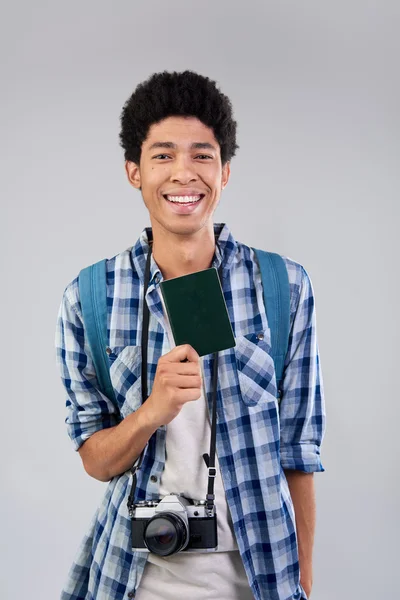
left=1, top=1, right=398, bottom=598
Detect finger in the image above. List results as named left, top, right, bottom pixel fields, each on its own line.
left=176, top=388, right=203, bottom=403
left=166, top=363, right=201, bottom=376
left=165, top=344, right=200, bottom=364
left=168, top=375, right=202, bottom=389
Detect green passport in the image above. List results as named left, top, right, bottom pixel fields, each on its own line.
left=159, top=267, right=236, bottom=357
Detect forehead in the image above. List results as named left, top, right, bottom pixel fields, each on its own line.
left=143, top=116, right=219, bottom=149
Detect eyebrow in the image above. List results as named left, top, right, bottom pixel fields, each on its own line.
left=148, top=141, right=217, bottom=152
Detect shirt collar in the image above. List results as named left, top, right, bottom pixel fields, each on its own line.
left=131, top=222, right=237, bottom=286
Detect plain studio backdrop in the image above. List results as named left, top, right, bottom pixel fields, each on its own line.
left=1, top=1, right=398, bottom=598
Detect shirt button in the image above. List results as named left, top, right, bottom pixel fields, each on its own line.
left=105, top=346, right=112, bottom=354
left=150, top=475, right=158, bottom=483
left=127, top=592, right=135, bottom=598
left=257, top=332, right=264, bottom=341
left=154, top=275, right=160, bottom=284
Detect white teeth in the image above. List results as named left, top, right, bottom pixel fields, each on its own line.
left=165, top=195, right=202, bottom=203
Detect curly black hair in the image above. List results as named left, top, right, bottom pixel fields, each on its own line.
left=119, top=70, right=239, bottom=166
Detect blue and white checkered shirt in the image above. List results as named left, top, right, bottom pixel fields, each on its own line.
left=55, top=222, right=326, bottom=600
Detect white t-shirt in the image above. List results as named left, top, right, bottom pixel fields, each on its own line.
left=135, top=330, right=253, bottom=600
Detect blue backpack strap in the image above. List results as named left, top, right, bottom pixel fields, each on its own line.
left=78, top=259, right=116, bottom=402
left=252, top=249, right=291, bottom=402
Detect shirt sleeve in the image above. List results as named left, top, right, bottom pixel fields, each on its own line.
left=55, top=279, right=121, bottom=451
left=279, top=262, right=326, bottom=473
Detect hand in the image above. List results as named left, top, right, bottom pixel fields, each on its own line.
left=143, top=344, right=202, bottom=429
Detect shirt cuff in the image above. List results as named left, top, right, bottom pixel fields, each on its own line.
left=280, top=443, right=325, bottom=473
left=67, top=413, right=120, bottom=452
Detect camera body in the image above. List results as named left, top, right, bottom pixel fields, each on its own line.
left=131, top=494, right=218, bottom=555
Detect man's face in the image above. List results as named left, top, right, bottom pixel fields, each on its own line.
left=125, top=116, right=230, bottom=236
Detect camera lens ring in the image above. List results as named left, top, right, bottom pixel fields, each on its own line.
left=143, top=512, right=188, bottom=556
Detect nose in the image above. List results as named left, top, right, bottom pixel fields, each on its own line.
left=170, top=155, right=198, bottom=184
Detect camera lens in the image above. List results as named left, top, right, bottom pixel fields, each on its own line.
left=144, top=512, right=188, bottom=556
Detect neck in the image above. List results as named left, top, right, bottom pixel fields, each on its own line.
left=150, top=222, right=217, bottom=280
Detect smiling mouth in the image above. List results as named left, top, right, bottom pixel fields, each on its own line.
left=162, top=194, right=205, bottom=205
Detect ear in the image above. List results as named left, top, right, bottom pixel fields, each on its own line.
left=221, top=161, right=231, bottom=190
left=125, top=161, right=141, bottom=190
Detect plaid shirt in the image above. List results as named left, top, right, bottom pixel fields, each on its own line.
left=55, top=222, right=326, bottom=600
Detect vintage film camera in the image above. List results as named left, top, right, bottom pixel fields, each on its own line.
left=130, top=493, right=218, bottom=556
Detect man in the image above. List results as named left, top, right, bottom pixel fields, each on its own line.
left=56, top=70, right=326, bottom=600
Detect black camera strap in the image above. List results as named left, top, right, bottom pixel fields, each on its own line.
left=202, top=348, right=218, bottom=515
left=127, top=240, right=221, bottom=517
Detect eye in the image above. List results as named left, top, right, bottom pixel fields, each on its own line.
left=152, top=154, right=213, bottom=160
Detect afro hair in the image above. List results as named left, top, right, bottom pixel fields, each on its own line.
left=119, top=70, right=239, bottom=167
